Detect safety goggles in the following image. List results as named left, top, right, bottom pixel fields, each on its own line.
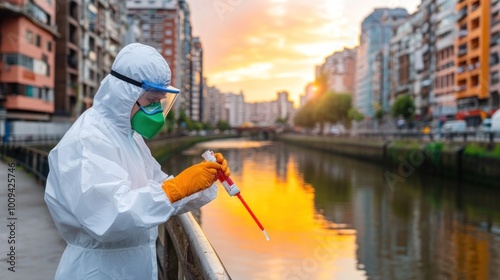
left=136, top=91, right=179, bottom=117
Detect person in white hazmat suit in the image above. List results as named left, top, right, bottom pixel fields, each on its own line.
left=44, top=43, right=230, bottom=279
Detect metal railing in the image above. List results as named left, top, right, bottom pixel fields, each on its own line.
left=0, top=143, right=231, bottom=280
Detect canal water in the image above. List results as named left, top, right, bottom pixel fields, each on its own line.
left=161, top=139, right=500, bottom=280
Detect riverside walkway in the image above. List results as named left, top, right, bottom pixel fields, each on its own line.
left=0, top=160, right=65, bottom=279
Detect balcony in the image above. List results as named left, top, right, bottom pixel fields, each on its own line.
left=458, top=29, right=468, bottom=38
left=5, top=95, right=54, bottom=113
left=458, top=46, right=467, bottom=57
left=457, top=8, right=467, bottom=22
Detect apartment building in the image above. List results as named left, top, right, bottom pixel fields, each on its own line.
left=489, top=0, right=500, bottom=110
left=0, top=0, right=58, bottom=122
left=190, top=37, right=203, bottom=121
left=389, top=14, right=415, bottom=104
left=203, top=85, right=222, bottom=127
left=54, top=0, right=127, bottom=118
left=455, top=0, right=491, bottom=126
left=300, top=83, right=316, bottom=108
left=434, top=0, right=458, bottom=119
left=319, top=48, right=357, bottom=94
left=355, top=8, right=409, bottom=117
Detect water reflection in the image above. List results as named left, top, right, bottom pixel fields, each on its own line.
left=161, top=139, right=500, bottom=280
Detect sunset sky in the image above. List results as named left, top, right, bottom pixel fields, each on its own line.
left=188, top=0, right=420, bottom=106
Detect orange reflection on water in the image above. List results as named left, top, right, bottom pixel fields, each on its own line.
left=201, top=155, right=364, bottom=280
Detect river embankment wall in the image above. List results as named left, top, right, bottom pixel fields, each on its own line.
left=277, top=134, right=500, bottom=188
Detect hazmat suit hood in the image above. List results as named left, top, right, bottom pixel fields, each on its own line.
left=93, top=43, right=173, bottom=133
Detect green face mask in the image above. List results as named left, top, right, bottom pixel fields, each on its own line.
left=131, top=102, right=165, bottom=139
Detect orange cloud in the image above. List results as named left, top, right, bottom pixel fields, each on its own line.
left=189, top=0, right=419, bottom=105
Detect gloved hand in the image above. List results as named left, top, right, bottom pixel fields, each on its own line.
left=162, top=162, right=221, bottom=203
left=214, top=153, right=230, bottom=177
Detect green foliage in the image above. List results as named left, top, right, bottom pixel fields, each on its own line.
left=317, top=92, right=352, bottom=125
left=464, top=143, right=500, bottom=158
left=424, top=141, right=444, bottom=169
left=176, top=109, right=187, bottom=125
left=348, top=108, right=364, bottom=122
left=375, top=108, right=385, bottom=121
left=294, top=100, right=317, bottom=128
left=391, top=94, right=415, bottom=120
left=295, top=92, right=358, bottom=129
left=216, top=120, right=231, bottom=131
left=275, top=117, right=288, bottom=126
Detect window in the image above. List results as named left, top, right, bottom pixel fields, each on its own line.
left=165, top=30, right=172, bottom=36
left=25, top=30, right=34, bottom=45
left=471, top=18, right=480, bottom=29
left=164, top=48, right=172, bottom=56
left=492, top=71, right=499, bottom=85
left=165, top=39, right=172, bottom=44
left=47, top=41, right=52, bottom=52
left=36, top=35, right=41, bottom=47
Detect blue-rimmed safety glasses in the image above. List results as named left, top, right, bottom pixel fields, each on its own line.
left=137, top=90, right=179, bottom=117
left=136, top=101, right=163, bottom=115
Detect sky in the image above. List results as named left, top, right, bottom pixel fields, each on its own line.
left=188, top=0, right=421, bottom=106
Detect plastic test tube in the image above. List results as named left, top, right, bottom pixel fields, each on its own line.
left=202, top=150, right=270, bottom=241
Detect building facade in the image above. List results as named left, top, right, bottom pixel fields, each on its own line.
left=319, top=48, right=357, bottom=94
left=455, top=0, right=491, bottom=126
left=355, top=8, right=409, bottom=118
left=489, top=0, right=500, bottom=111
left=0, top=0, right=58, bottom=123
left=54, top=0, right=127, bottom=118
left=434, top=0, right=458, bottom=119
left=190, top=37, right=203, bottom=121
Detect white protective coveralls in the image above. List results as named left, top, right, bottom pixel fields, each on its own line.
left=44, top=43, right=217, bottom=279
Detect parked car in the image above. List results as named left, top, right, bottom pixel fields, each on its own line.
left=481, top=118, right=492, bottom=132
left=442, top=120, right=467, bottom=133
left=491, top=110, right=500, bottom=132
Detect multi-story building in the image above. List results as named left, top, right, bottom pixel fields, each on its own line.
left=389, top=11, right=421, bottom=109
left=124, top=15, right=143, bottom=45
left=300, top=83, right=316, bottom=108
left=414, top=0, right=437, bottom=122
left=434, top=0, right=458, bottom=119
left=355, top=8, right=409, bottom=118
left=223, top=92, right=245, bottom=127
left=55, top=0, right=127, bottom=118
left=0, top=0, right=58, bottom=124
left=489, top=0, right=500, bottom=111
left=455, top=0, right=491, bottom=126
left=126, top=0, right=180, bottom=90
left=276, top=91, right=295, bottom=126
left=190, top=37, right=203, bottom=121
left=319, top=48, right=357, bottom=94
left=203, top=84, right=222, bottom=126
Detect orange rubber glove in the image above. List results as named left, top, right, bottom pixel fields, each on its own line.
left=162, top=162, right=221, bottom=203
left=214, top=153, right=230, bottom=177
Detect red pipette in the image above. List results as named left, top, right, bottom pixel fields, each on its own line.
left=202, top=150, right=270, bottom=241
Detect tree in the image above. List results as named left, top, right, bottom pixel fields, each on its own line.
left=317, top=92, right=352, bottom=125
left=216, top=120, right=230, bottom=131
left=348, top=108, right=364, bottom=122
left=391, top=94, right=415, bottom=120
left=294, top=100, right=317, bottom=129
